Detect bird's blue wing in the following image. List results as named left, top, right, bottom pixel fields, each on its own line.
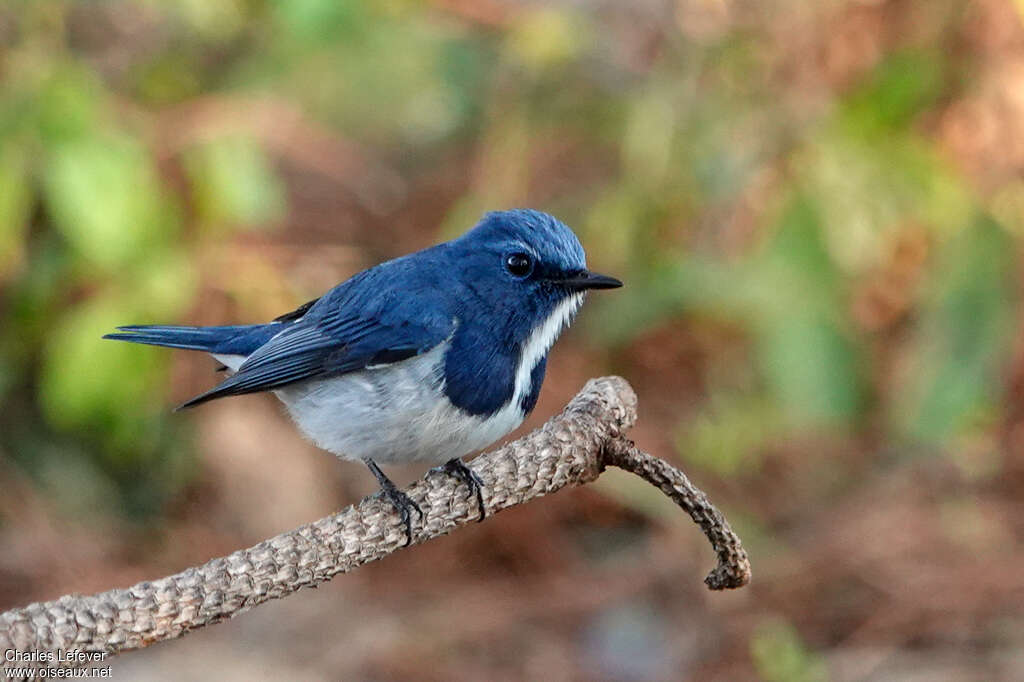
left=178, top=304, right=454, bottom=409
left=176, top=248, right=457, bottom=409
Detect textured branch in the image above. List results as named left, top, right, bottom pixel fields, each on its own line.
left=0, top=376, right=750, bottom=671
left=603, top=439, right=751, bottom=590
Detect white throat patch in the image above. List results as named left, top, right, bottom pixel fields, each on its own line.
left=512, top=292, right=584, bottom=409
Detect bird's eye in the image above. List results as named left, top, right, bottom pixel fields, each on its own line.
left=505, top=252, right=534, bottom=278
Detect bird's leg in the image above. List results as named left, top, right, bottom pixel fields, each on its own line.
left=437, top=458, right=487, bottom=522
left=364, top=459, right=422, bottom=546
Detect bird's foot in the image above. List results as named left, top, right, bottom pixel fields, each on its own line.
left=378, top=483, right=422, bottom=547
left=365, top=459, right=422, bottom=546
left=439, top=458, right=487, bottom=522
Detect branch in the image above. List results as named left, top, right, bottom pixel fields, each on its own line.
left=0, top=377, right=750, bottom=670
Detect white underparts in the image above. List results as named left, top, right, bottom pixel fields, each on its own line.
left=272, top=342, right=509, bottom=465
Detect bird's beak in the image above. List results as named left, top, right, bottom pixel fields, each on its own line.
left=560, top=270, right=624, bottom=291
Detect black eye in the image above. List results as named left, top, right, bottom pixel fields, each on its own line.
left=505, top=252, right=533, bottom=277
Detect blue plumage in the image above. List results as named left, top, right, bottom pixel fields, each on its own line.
left=103, top=324, right=280, bottom=355
left=105, top=209, right=621, bottom=540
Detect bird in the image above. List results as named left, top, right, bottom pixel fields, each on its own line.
left=104, top=209, right=622, bottom=544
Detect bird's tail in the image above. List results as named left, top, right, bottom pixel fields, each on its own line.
left=103, top=324, right=280, bottom=356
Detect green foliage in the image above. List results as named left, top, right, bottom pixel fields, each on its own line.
left=840, top=51, right=944, bottom=136
left=894, top=216, right=1016, bottom=443
left=184, top=136, right=286, bottom=231
left=39, top=294, right=165, bottom=445
left=261, top=3, right=488, bottom=147
left=0, top=0, right=279, bottom=518
left=34, top=65, right=104, bottom=142
left=45, top=133, right=177, bottom=270
left=594, top=45, right=1005, bottom=474
left=683, top=392, right=780, bottom=477
left=0, top=141, right=31, bottom=278
left=753, top=197, right=863, bottom=427
left=751, top=619, right=829, bottom=682
left=272, top=0, right=369, bottom=45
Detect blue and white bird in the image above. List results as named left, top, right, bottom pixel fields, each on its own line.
left=105, top=209, right=621, bottom=542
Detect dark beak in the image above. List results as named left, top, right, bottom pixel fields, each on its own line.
left=561, top=270, right=623, bottom=291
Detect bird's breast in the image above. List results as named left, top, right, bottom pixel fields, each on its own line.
left=273, top=342, right=526, bottom=465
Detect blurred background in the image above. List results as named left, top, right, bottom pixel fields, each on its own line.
left=1, top=0, right=1024, bottom=679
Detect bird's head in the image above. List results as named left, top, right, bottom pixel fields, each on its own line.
left=448, top=209, right=622, bottom=334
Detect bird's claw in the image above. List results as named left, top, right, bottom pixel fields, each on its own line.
left=378, top=483, right=422, bottom=547
left=364, top=459, right=422, bottom=546
left=440, top=458, right=487, bottom=522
